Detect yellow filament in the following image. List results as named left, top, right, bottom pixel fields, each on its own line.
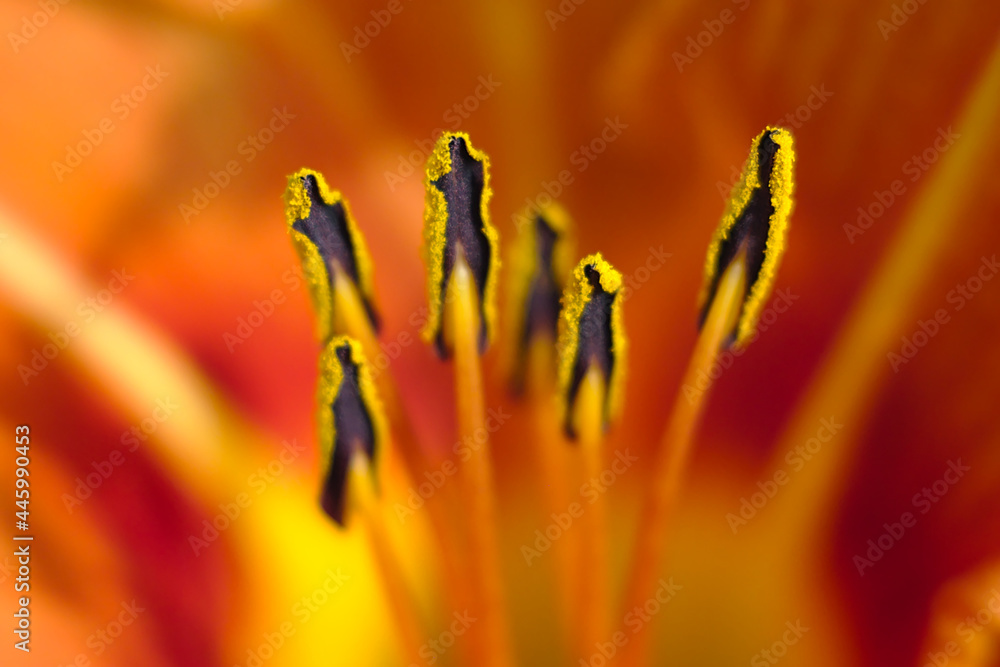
left=348, top=454, right=426, bottom=664
left=446, top=248, right=513, bottom=667
left=574, top=363, right=609, bottom=662
left=619, top=248, right=748, bottom=666
left=525, top=337, right=579, bottom=659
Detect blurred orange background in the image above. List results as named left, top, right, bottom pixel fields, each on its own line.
left=2, top=1, right=1000, bottom=665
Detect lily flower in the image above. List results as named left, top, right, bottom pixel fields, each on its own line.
left=2, top=2, right=1000, bottom=667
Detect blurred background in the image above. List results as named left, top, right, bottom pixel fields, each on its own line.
left=2, top=1, right=1000, bottom=665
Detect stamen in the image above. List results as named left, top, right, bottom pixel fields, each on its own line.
left=698, top=126, right=795, bottom=347
left=556, top=253, right=627, bottom=660
left=421, top=136, right=510, bottom=665
left=422, top=132, right=500, bottom=358
left=316, top=336, right=426, bottom=662
left=506, top=202, right=575, bottom=392
left=284, top=168, right=380, bottom=342
left=508, top=205, right=579, bottom=658
left=285, top=169, right=433, bottom=538
left=620, top=127, right=796, bottom=666
left=557, top=253, right=627, bottom=439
